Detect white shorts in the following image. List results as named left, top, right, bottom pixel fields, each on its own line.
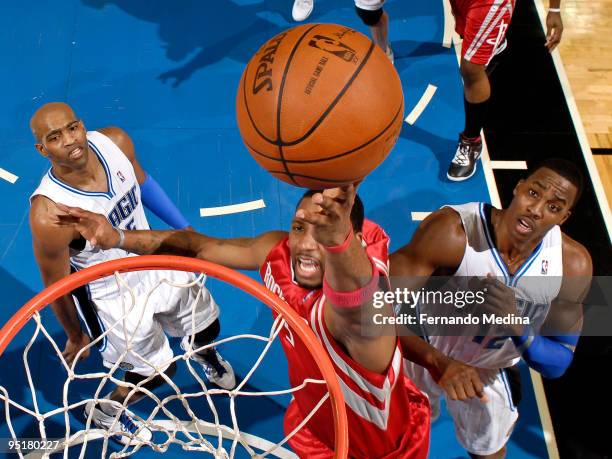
left=73, top=270, right=219, bottom=377
left=354, top=0, right=384, bottom=11
left=404, top=359, right=519, bottom=456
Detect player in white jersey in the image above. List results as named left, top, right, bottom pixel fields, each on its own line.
left=390, top=159, right=592, bottom=459
left=28, top=102, right=235, bottom=445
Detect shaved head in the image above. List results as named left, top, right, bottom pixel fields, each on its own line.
left=30, top=102, right=77, bottom=142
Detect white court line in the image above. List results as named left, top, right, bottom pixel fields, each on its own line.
left=442, top=0, right=455, bottom=48
left=445, top=1, right=558, bottom=457
left=200, top=199, right=265, bottom=217
left=0, top=168, right=18, bottom=184
left=411, top=211, right=431, bottom=221
left=490, top=160, right=528, bottom=170
left=530, top=2, right=612, bottom=458
left=405, top=84, right=437, bottom=125
left=479, top=133, right=503, bottom=208
left=534, top=0, right=611, bottom=243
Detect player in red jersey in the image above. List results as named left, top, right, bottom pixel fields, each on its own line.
left=447, top=0, right=565, bottom=181
left=57, top=185, right=430, bottom=459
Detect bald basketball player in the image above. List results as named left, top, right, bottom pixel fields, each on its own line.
left=57, top=185, right=430, bottom=458
left=29, top=102, right=235, bottom=445
left=391, top=159, right=592, bottom=458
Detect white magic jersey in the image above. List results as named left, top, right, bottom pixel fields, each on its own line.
left=422, top=202, right=563, bottom=369
left=30, top=131, right=219, bottom=374
left=30, top=131, right=151, bottom=301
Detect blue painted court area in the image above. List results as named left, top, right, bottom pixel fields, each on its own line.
left=0, top=0, right=548, bottom=457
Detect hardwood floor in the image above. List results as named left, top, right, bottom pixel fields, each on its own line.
left=558, top=0, right=612, bottom=206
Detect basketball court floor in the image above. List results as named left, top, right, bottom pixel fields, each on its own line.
left=0, top=0, right=609, bottom=457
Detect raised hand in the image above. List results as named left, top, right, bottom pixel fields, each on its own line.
left=295, top=185, right=356, bottom=248
left=55, top=204, right=120, bottom=249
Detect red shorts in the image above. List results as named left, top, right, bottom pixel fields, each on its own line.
left=283, top=398, right=430, bottom=459
left=284, top=401, right=334, bottom=459
left=451, top=0, right=515, bottom=65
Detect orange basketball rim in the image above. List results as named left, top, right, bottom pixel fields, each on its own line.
left=0, top=255, right=349, bottom=458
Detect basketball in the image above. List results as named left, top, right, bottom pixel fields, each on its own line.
left=236, top=24, right=404, bottom=188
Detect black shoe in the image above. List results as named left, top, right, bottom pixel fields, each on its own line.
left=447, top=134, right=483, bottom=181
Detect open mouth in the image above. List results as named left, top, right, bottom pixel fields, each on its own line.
left=516, top=217, right=534, bottom=235
left=295, top=256, right=321, bottom=279
left=69, top=147, right=83, bottom=160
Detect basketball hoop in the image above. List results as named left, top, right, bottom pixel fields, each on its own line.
left=0, top=255, right=348, bottom=458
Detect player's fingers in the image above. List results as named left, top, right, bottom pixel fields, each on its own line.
left=61, top=350, right=75, bottom=366
left=77, top=348, right=90, bottom=361
left=295, top=208, right=328, bottom=227
left=55, top=202, right=72, bottom=214
left=484, top=273, right=504, bottom=286
left=463, top=382, right=477, bottom=399
left=470, top=372, right=488, bottom=401
left=327, top=184, right=356, bottom=203
left=443, top=383, right=458, bottom=401
left=452, top=382, right=468, bottom=401
left=59, top=204, right=88, bottom=217
left=320, top=189, right=351, bottom=212
left=483, top=287, right=506, bottom=301
left=55, top=214, right=80, bottom=225
left=343, top=184, right=356, bottom=209
left=313, top=192, right=338, bottom=213
left=483, top=280, right=507, bottom=297
left=550, top=29, right=562, bottom=50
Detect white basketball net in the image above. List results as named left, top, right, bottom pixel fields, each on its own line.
left=0, top=270, right=333, bottom=458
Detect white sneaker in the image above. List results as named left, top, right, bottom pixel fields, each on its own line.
left=83, top=400, right=152, bottom=446
left=181, top=337, right=237, bottom=390
left=292, top=0, right=314, bottom=22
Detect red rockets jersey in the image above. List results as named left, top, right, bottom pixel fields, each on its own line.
left=259, top=220, right=430, bottom=458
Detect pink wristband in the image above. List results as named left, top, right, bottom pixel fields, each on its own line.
left=322, top=260, right=380, bottom=309
left=323, top=228, right=354, bottom=254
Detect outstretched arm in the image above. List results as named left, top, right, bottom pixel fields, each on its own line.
left=56, top=204, right=285, bottom=271
left=297, top=186, right=394, bottom=373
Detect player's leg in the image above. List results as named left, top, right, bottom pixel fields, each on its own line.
left=447, top=0, right=514, bottom=181
left=154, top=271, right=236, bottom=389
left=445, top=368, right=520, bottom=459
left=447, top=59, right=489, bottom=181
left=283, top=399, right=335, bottom=458
left=84, top=362, right=178, bottom=445
left=83, top=330, right=176, bottom=445
left=469, top=446, right=506, bottom=459
left=292, top=0, right=314, bottom=22
left=81, top=291, right=179, bottom=445
left=355, top=0, right=393, bottom=63
left=180, top=318, right=237, bottom=389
